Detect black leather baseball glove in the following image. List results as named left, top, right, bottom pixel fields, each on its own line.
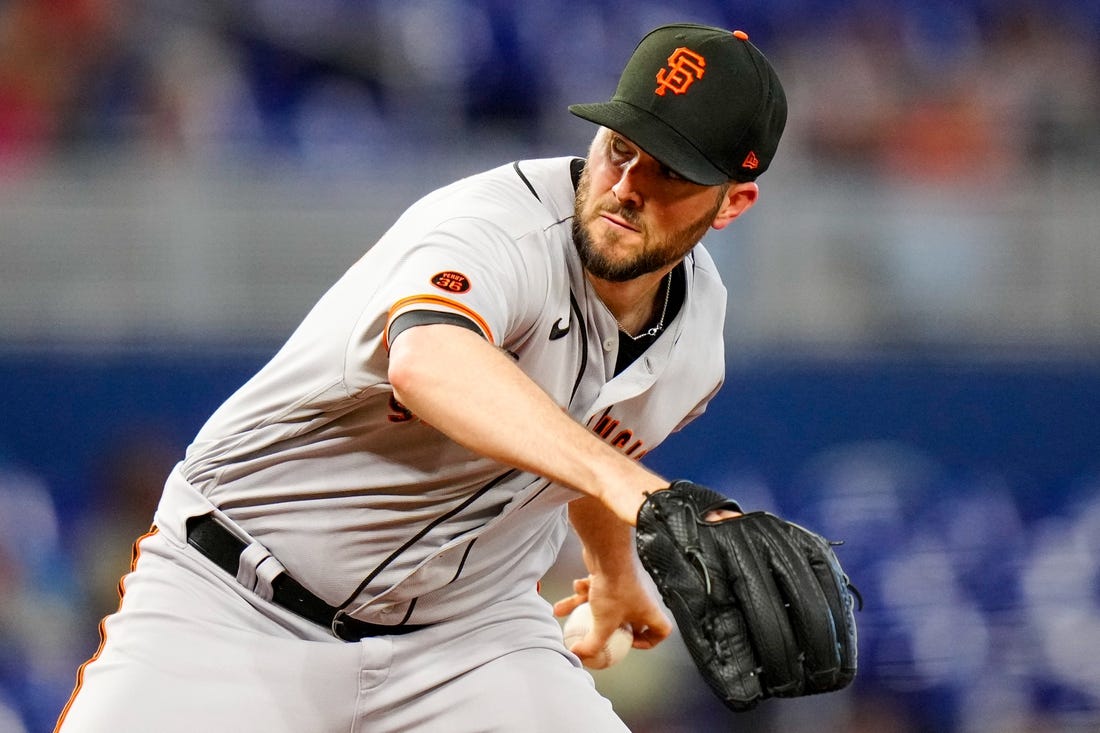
left=635, top=480, right=859, bottom=712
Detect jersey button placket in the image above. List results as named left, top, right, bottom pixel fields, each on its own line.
left=602, top=337, right=617, bottom=352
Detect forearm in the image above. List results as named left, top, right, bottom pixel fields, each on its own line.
left=387, top=323, right=667, bottom=523
left=569, top=495, right=639, bottom=580
left=560, top=494, right=672, bottom=651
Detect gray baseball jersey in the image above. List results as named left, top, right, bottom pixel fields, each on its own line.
left=57, top=156, right=727, bottom=732
left=175, top=155, right=726, bottom=624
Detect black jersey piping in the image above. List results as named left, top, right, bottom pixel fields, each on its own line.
left=513, top=162, right=540, bottom=202
left=569, top=157, right=585, bottom=188
left=449, top=539, right=477, bottom=583
left=400, top=537, right=478, bottom=624
left=337, top=469, right=517, bottom=609
left=567, top=291, right=587, bottom=404
left=513, top=158, right=589, bottom=408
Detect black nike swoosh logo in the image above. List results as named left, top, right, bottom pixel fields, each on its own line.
left=549, top=317, right=571, bottom=340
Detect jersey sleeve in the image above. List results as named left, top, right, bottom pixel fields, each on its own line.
left=375, top=216, right=547, bottom=352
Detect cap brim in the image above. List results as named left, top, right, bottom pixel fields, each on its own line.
left=569, top=101, right=729, bottom=186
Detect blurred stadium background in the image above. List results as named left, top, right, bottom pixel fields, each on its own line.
left=2, top=1, right=1099, bottom=731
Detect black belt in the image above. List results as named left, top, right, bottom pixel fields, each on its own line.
left=185, top=513, right=425, bottom=641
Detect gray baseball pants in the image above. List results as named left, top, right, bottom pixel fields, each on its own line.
left=56, top=528, right=631, bottom=733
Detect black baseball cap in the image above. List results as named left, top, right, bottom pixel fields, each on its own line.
left=569, top=24, right=787, bottom=185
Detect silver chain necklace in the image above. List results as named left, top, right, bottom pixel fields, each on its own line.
left=614, top=272, right=673, bottom=341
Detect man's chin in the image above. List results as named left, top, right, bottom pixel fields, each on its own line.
left=583, top=257, right=654, bottom=283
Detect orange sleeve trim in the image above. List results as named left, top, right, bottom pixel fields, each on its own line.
left=384, top=294, right=495, bottom=350
left=54, top=526, right=159, bottom=732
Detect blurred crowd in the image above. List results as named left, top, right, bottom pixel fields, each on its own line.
left=0, top=0, right=1097, bottom=180
left=0, top=433, right=169, bottom=733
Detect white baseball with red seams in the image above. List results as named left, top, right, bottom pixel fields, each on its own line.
left=563, top=602, right=634, bottom=669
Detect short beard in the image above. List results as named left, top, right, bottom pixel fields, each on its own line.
left=572, top=167, right=724, bottom=282
left=571, top=216, right=668, bottom=282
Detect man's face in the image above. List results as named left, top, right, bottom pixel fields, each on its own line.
left=573, top=129, right=730, bottom=282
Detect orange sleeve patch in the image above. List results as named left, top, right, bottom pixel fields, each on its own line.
left=430, top=271, right=471, bottom=294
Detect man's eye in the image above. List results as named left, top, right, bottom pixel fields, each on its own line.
left=659, top=164, right=690, bottom=182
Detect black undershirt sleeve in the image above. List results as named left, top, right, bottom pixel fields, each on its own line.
left=387, top=310, right=484, bottom=347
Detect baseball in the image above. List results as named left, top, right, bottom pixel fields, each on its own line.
left=562, top=602, right=633, bottom=670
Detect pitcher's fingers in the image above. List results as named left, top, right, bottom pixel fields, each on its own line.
left=552, top=594, right=586, bottom=617
left=569, top=627, right=609, bottom=660
left=632, top=614, right=673, bottom=649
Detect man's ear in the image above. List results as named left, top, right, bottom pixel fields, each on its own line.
left=711, top=182, right=759, bottom=230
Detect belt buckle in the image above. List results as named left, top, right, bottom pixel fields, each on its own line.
left=331, top=610, right=357, bottom=641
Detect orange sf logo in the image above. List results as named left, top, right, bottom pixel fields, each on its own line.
left=655, top=47, right=706, bottom=96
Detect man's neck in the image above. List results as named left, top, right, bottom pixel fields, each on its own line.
left=586, top=265, right=677, bottom=336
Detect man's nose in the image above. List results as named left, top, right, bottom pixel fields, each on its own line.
left=611, top=163, right=644, bottom=208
